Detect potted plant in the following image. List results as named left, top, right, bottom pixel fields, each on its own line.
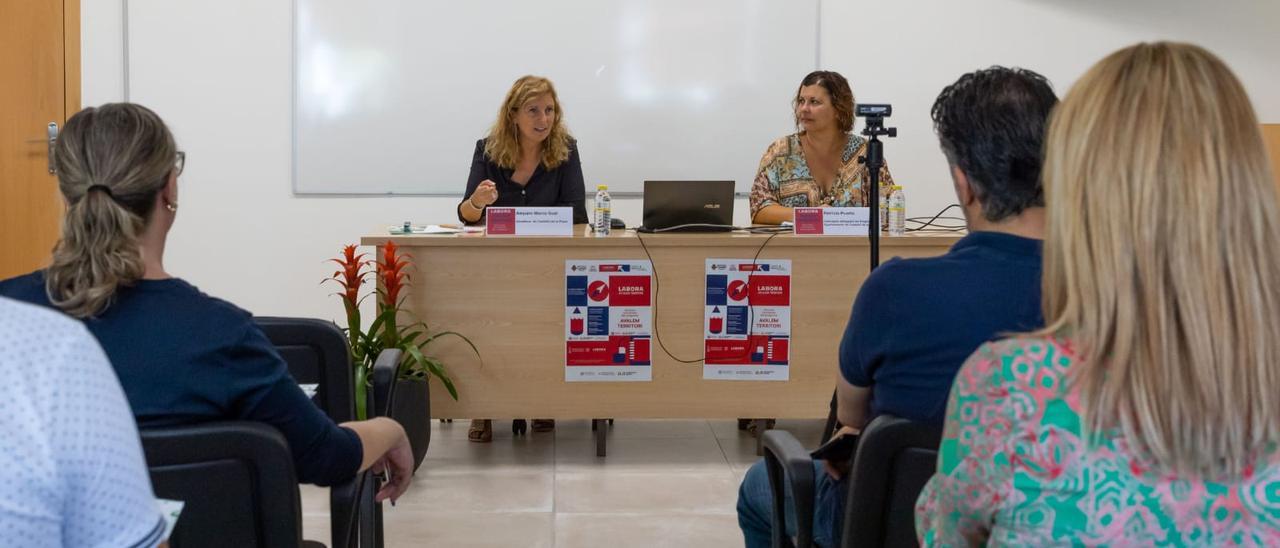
left=325, top=242, right=479, bottom=470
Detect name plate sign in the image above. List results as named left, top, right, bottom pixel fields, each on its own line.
left=793, top=207, right=869, bottom=236
left=486, top=207, right=574, bottom=236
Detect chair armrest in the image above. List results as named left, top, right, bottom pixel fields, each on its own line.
left=370, top=348, right=402, bottom=418
left=329, top=472, right=368, bottom=548
left=362, top=347, right=403, bottom=548
left=762, top=430, right=817, bottom=548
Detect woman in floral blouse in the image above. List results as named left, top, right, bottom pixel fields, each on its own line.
left=915, top=42, right=1280, bottom=545
left=749, top=71, right=894, bottom=225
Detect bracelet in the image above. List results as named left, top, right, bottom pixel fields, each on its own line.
left=469, top=197, right=484, bottom=210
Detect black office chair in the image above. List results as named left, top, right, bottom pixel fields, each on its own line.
left=141, top=421, right=319, bottom=548
left=762, top=415, right=943, bottom=548
left=257, top=317, right=401, bottom=548
left=256, top=317, right=355, bottom=423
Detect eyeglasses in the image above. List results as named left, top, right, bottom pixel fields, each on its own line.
left=175, top=151, right=186, bottom=176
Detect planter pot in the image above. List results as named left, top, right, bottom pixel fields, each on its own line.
left=391, top=378, right=431, bottom=472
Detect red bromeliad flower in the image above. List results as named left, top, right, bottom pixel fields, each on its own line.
left=378, top=241, right=412, bottom=309
left=324, top=241, right=474, bottom=411
left=327, top=244, right=372, bottom=312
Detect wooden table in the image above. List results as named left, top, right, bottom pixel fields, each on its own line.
left=363, top=224, right=958, bottom=418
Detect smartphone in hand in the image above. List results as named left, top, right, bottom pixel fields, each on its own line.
left=810, top=432, right=859, bottom=463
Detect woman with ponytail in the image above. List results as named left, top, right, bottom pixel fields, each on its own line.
left=0, top=103, right=414, bottom=500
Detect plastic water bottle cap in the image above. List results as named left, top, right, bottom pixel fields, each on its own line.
left=597, top=184, right=608, bottom=190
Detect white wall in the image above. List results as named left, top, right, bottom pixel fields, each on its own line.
left=292, top=0, right=816, bottom=195
left=820, top=0, right=1280, bottom=221
left=83, top=0, right=1280, bottom=322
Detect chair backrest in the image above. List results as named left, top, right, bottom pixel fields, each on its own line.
left=841, top=415, right=943, bottom=548
left=141, top=422, right=304, bottom=548
left=256, top=316, right=367, bottom=548
left=256, top=316, right=402, bottom=548
left=256, top=317, right=355, bottom=423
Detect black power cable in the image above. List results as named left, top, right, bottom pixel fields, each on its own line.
left=634, top=229, right=780, bottom=364
left=905, top=204, right=966, bottom=232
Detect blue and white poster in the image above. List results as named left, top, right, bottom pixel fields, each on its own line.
left=565, top=260, right=654, bottom=382
left=704, top=259, right=792, bottom=381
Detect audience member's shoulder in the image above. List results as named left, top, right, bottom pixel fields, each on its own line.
left=160, top=278, right=256, bottom=326
left=0, top=296, right=95, bottom=377
left=0, top=270, right=51, bottom=305
left=866, top=238, right=1018, bottom=288
left=0, top=295, right=80, bottom=334
left=860, top=255, right=923, bottom=292
left=966, top=335, right=1073, bottom=389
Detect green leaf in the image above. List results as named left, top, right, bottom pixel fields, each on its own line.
left=397, top=320, right=429, bottom=337
left=366, top=310, right=390, bottom=341
left=423, top=357, right=459, bottom=401
left=399, top=330, right=425, bottom=348
left=353, top=362, right=369, bottom=420
left=403, top=345, right=459, bottom=400
left=422, top=331, right=483, bottom=363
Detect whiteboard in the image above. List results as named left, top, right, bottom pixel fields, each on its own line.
left=293, top=0, right=818, bottom=195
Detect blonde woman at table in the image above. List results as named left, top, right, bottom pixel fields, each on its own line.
left=456, top=75, right=589, bottom=227
left=749, top=70, right=896, bottom=225
left=459, top=75, right=585, bottom=442
left=916, top=42, right=1280, bottom=544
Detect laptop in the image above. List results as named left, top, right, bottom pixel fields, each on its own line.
left=639, top=180, right=736, bottom=232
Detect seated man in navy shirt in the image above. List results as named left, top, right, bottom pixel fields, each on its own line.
left=737, top=66, right=1059, bottom=548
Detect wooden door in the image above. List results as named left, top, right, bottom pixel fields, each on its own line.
left=1264, top=124, right=1280, bottom=193
left=1, top=0, right=79, bottom=279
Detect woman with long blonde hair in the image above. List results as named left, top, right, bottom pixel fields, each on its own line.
left=916, top=42, right=1280, bottom=544
left=458, top=75, right=587, bottom=441
left=456, top=75, right=587, bottom=227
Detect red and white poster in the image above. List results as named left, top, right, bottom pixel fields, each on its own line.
left=565, top=260, right=653, bottom=382
left=704, top=259, right=791, bottom=381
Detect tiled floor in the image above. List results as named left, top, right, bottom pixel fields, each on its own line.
left=300, top=418, right=827, bottom=547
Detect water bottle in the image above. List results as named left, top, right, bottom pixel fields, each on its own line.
left=594, top=184, right=612, bottom=236
left=879, top=191, right=888, bottom=232
left=887, top=185, right=906, bottom=236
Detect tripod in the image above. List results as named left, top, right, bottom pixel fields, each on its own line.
left=859, top=114, right=897, bottom=271
left=821, top=112, right=898, bottom=444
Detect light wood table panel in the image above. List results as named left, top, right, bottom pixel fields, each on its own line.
left=362, top=227, right=960, bottom=419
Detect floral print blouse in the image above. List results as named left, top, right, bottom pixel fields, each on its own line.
left=916, top=336, right=1280, bottom=546
left=749, top=133, right=895, bottom=219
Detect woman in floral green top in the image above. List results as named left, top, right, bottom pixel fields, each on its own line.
left=750, top=71, right=894, bottom=224
left=916, top=42, right=1280, bottom=546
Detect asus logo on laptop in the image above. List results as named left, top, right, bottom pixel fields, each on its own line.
left=704, top=203, right=721, bottom=209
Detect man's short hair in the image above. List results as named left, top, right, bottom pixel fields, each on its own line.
left=932, top=67, right=1058, bottom=222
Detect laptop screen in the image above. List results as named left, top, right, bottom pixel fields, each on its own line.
left=641, top=180, right=735, bottom=231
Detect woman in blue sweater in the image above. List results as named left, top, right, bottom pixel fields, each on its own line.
left=0, top=103, right=412, bottom=499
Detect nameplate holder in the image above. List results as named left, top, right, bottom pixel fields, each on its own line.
left=486, top=207, right=574, bottom=236
left=793, top=207, right=869, bottom=236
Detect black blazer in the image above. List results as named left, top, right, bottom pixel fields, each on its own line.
left=457, top=138, right=589, bottom=225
